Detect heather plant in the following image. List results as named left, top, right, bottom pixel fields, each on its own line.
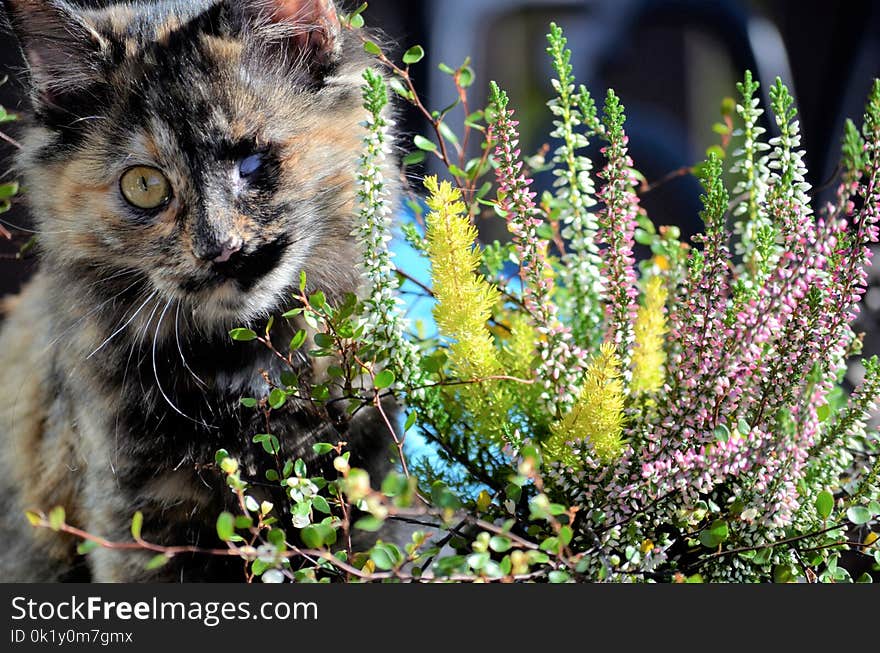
left=15, top=13, right=880, bottom=583
left=0, top=78, right=21, bottom=246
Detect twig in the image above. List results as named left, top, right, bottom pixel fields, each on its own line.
left=691, top=521, right=848, bottom=570
left=638, top=165, right=693, bottom=196
left=0, top=129, right=22, bottom=150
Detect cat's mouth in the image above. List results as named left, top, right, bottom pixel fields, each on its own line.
left=180, top=236, right=290, bottom=294
left=146, top=235, right=296, bottom=323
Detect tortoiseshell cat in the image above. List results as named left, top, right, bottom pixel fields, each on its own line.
left=0, top=0, right=395, bottom=581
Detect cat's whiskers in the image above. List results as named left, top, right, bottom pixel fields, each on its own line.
left=111, top=292, right=163, bottom=478
left=85, top=267, right=140, bottom=289
left=65, top=115, right=107, bottom=127
left=152, top=297, right=211, bottom=429
left=174, top=299, right=208, bottom=389
left=0, top=217, right=80, bottom=236
left=42, top=275, right=144, bottom=355
left=86, top=288, right=158, bottom=360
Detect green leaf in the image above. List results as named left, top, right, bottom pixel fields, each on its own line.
left=280, top=371, right=298, bottom=387
left=363, top=40, right=382, bottom=56
left=267, top=528, right=286, bottom=549
left=251, top=559, right=271, bottom=577
left=77, top=540, right=99, bottom=555
left=539, top=537, right=559, bottom=553
left=374, top=369, right=395, bottom=389
left=773, top=564, right=794, bottom=583
left=489, top=536, right=512, bottom=553
left=48, top=506, right=65, bottom=532
left=403, top=150, right=426, bottom=166
left=253, top=433, right=281, bottom=455
left=216, top=512, right=235, bottom=541
left=289, top=329, right=307, bottom=351
left=309, top=290, right=326, bottom=310
left=370, top=543, right=403, bottom=570
left=300, top=525, right=323, bottom=549
left=815, top=490, right=834, bottom=520
left=354, top=516, right=384, bottom=532
left=414, top=135, right=438, bottom=152
left=847, top=506, right=872, bottom=525
left=313, top=332, right=334, bottom=349
left=706, top=144, right=726, bottom=160
left=312, top=495, right=331, bottom=514
left=239, top=397, right=258, bottom=409
left=458, top=66, right=474, bottom=88
left=313, top=443, right=335, bottom=456
left=145, top=554, right=169, bottom=571
left=699, top=519, right=729, bottom=548
left=548, top=570, right=570, bottom=583
left=438, top=121, right=459, bottom=147
left=268, top=388, right=287, bottom=410
left=381, top=472, right=408, bottom=497
left=816, top=404, right=831, bottom=422
left=403, top=45, right=425, bottom=65
left=229, top=328, right=258, bottom=342
left=505, top=483, right=522, bottom=503
left=559, top=525, right=573, bottom=547
left=301, top=523, right=336, bottom=549
left=348, top=12, right=365, bottom=29
left=0, top=181, right=19, bottom=200
left=403, top=412, right=417, bottom=432
left=388, top=78, right=412, bottom=101
left=131, top=511, right=144, bottom=540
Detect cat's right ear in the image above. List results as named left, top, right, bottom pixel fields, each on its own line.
left=1, top=0, right=108, bottom=108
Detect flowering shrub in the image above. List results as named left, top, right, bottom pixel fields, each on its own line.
left=19, top=15, right=880, bottom=582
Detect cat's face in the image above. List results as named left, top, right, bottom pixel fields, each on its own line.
left=4, top=0, right=372, bottom=325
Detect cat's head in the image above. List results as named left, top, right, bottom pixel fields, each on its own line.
left=3, top=0, right=378, bottom=326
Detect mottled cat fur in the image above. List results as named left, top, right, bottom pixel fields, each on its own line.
left=0, top=0, right=395, bottom=581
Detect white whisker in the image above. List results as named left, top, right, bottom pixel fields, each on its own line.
left=152, top=298, right=210, bottom=428
left=43, top=277, right=143, bottom=354
left=175, top=300, right=208, bottom=388
left=86, top=289, right=158, bottom=360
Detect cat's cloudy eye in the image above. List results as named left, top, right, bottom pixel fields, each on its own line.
left=238, top=153, right=263, bottom=178
left=120, top=166, right=172, bottom=210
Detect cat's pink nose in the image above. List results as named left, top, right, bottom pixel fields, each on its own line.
left=212, top=237, right=242, bottom=264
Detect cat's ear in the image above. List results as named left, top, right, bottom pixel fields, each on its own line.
left=243, top=0, right=342, bottom=74
left=2, top=0, right=108, bottom=107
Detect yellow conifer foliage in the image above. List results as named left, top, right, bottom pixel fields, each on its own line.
left=630, top=275, right=668, bottom=395
left=424, top=176, right=502, bottom=379
left=544, top=343, right=625, bottom=465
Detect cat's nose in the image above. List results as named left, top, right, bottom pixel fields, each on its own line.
left=212, top=238, right=242, bottom=264
left=194, top=236, right=242, bottom=264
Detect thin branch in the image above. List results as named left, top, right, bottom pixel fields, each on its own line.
left=0, top=129, right=22, bottom=150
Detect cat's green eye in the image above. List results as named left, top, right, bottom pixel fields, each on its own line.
left=120, top=166, right=172, bottom=210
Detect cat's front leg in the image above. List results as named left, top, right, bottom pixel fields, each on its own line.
left=83, top=463, right=244, bottom=583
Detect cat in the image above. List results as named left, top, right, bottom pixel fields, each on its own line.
left=0, top=0, right=396, bottom=582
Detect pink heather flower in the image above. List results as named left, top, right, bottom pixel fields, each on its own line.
left=488, top=82, right=586, bottom=412
left=596, top=90, right=640, bottom=379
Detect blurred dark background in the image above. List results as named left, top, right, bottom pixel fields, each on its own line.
left=2, top=1, right=879, bottom=347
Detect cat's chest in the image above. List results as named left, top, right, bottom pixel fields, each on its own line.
left=112, top=338, right=340, bottom=473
